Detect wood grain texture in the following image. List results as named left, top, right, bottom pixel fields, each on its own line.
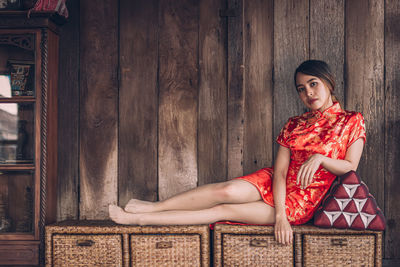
left=198, top=0, right=227, bottom=185
left=79, top=0, right=118, bottom=219
left=345, top=0, right=384, bottom=209
left=118, top=0, right=158, bottom=206
left=57, top=0, right=79, bottom=221
left=158, top=0, right=198, bottom=199
left=273, top=0, right=309, bottom=157
left=243, top=0, right=274, bottom=173
left=227, top=0, right=244, bottom=179
left=384, top=0, right=400, bottom=259
left=46, top=30, right=59, bottom=224
left=310, top=0, right=345, bottom=104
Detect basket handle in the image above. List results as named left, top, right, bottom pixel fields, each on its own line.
left=331, top=238, right=348, bottom=247
left=76, top=239, right=95, bottom=247
left=156, top=241, right=173, bottom=249
left=250, top=239, right=269, bottom=247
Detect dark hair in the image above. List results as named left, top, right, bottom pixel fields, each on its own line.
left=294, top=60, right=336, bottom=96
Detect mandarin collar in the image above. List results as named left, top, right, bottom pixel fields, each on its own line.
left=303, top=102, right=342, bottom=125
left=311, top=102, right=342, bottom=118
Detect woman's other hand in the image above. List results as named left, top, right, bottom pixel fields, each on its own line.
left=274, top=216, right=293, bottom=245
left=296, top=154, right=324, bottom=189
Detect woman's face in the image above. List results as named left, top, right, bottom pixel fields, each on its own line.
left=295, top=73, right=333, bottom=112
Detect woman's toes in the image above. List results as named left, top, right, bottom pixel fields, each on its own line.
left=124, top=199, right=155, bottom=213
left=109, top=204, right=141, bottom=225
left=109, top=205, right=125, bottom=223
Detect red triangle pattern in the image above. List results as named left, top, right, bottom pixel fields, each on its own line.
left=361, top=196, right=378, bottom=214
left=350, top=214, right=366, bottom=230
left=331, top=185, right=350, bottom=199
left=314, top=171, right=385, bottom=230
left=323, top=196, right=341, bottom=211
left=343, top=200, right=358, bottom=213
left=340, top=171, right=361, bottom=184
left=353, top=183, right=369, bottom=199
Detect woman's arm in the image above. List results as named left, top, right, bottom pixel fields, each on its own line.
left=273, top=145, right=292, bottom=245
left=297, top=138, right=364, bottom=189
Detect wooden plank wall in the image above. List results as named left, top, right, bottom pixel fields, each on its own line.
left=384, top=0, right=400, bottom=258
left=198, top=0, right=227, bottom=185
left=57, top=0, right=400, bottom=259
left=78, top=0, right=119, bottom=219
left=57, top=0, right=79, bottom=220
left=118, top=0, right=159, bottom=205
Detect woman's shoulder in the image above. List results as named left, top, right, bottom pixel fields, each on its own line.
left=283, top=114, right=305, bottom=126
left=340, top=109, right=364, bottom=121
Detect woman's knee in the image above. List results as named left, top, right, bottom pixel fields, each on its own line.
left=213, top=181, right=240, bottom=202
left=214, top=180, right=261, bottom=203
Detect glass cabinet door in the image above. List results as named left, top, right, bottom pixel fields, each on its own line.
left=0, top=170, right=34, bottom=233
left=0, top=32, right=37, bottom=237
left=0, top=34, right=35, bottom=98
left=0, top=103, right=35, bottom=164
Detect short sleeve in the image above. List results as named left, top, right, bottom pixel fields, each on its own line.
left=347, top=112, right=366, bottom=147
left=276, top=118, right=292, bottom=148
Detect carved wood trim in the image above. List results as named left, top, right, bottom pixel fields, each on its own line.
left=39, top=28, right=48, bottom=266
left=0, top=34, right=34, bottom=51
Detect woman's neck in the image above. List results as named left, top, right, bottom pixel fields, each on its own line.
left=317, top=97, right=334, bottom=113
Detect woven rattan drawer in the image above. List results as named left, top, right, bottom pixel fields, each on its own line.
left=131, top=234, right=202, bottom=266
left=51, top=234, right=123, bottom=266
left=46, top=221, right=210, bottom=267
left=303, top=234, right=375, bottom=266
left=213, top=225, right=294, bottom=267
left=223, top=234, right=293, bottom=266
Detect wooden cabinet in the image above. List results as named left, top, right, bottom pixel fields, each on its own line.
left=45, top=221, right=210, bottom=267
left=213, top=224, right=382, bottom=267
left=0, top=11, right=63, bottom=266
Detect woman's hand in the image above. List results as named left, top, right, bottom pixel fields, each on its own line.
left=297, top=154, right=324, bottom=189
left=274, top=216, right=293, bottom=245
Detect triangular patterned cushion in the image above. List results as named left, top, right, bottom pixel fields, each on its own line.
left=314, top=171, right=385, bottom=230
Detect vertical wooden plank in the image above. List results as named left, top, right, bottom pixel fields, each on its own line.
left=46, top=30, right=60, bottom=224
left=158, top=0, right=198, bottom=199
left=57, top=0, right=79, bottom=221
left=243, top=0, right=274, bottom=173
left=227, top=0, right=244, bottom=179
left=198, top=0, right=227, bottom=185
left=384, top=0, right=400, bottom=259
left=119, top=0, right=158, bottom=206
left=345, top=0, right=384, bottom=211
left=310, top=0, right=345, bottom=104
left=79, top=0, right=118, bottom=219
left=273, top=0, right=309, bottom=157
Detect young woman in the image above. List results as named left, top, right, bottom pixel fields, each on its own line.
left=109, top=60, right=366, bottom=245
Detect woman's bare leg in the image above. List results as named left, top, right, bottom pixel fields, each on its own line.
left=110, top=201, right=275, bottom=226
left=124, top=180, right=262, bottom=213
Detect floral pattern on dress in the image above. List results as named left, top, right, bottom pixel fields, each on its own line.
left=238, top=102, right=366, bottom=225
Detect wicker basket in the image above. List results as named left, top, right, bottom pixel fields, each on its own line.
left=303, top=234, right=375, bottom=266
left=46, top=220, right=210, bottom=267
left=213, top=224, right=382, bottom=267
left=52, top=234, right=123, bottom=266
left=131, top=234, right=202, bottom=266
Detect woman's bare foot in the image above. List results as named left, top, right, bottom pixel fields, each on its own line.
left=124, top=199, right=158, bottom=213
left=109, top=204, right=140, bottom=225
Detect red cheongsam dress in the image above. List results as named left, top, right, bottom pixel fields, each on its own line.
left=237, top=102, right=366, bottom=225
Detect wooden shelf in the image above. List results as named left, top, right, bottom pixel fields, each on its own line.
left=0, top=97, right=36, bottom=103
left=0, top=233, right=35, bottom=241
left=0, top=164, right=35, bottom=170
